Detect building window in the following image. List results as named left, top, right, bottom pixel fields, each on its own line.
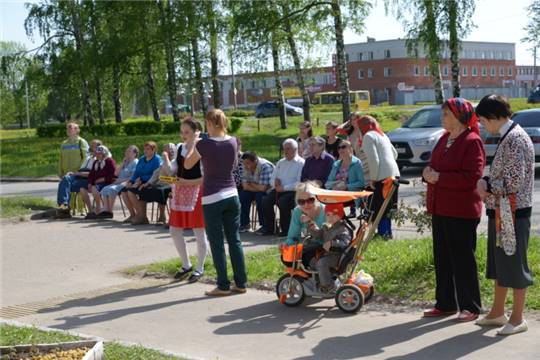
left=491, top=66, right=496, bottom=77
left=424, top=66, right=429, bottom=76
left=462, top=66, right=468, bottom=76
left=470, top=51, right=475, bottom=59
left=500, top=67, right=505, bottom=76
left=507, top=51, right=512, bottom=60
left=261, top=79, right=267, bottom=88
left=413, top=65, right=420, bottom=76
left=481, top=51, right=486, bottom=59
left=368, top=51, right=374, bottom=60
left=498, top=51, right=503, bottom=59
left=508, top=67, right=513, bottom=76
left=368, top=68, right=374, bottom=78
left=357, top=52, right=363, bottom=61
left=384, top=67, right=391, bottom=77
left=472, top=67, right=478, bottom=76
left=482, top=66, right=487, bottom=77
left=490, top=51, right=494, bottom=59
left=443, top=65, right=449, bottom=76
left=358, top=69, right=364, bottom=79
left=384, top=49, right=391, bottom=58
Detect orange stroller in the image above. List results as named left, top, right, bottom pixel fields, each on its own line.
left=276, top=178, right=409, bottom=313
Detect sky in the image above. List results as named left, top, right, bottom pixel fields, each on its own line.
left=1, top=0, right=536, bottom=65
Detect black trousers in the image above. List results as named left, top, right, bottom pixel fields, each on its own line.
left=368, top=179, right=398, bottom=222
left=432, top=215, right=482, bottom=313
left=262, top=190, right=295, bottom=235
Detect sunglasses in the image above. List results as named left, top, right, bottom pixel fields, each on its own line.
left=338, top=145, right=348, bottom=150
left=297, top=197, right=316, bottom=206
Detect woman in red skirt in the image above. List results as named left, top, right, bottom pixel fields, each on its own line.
left=162, top=118, right=208, bottom=283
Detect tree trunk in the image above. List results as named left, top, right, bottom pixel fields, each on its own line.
left=331, top=0, right=351, bottom=122
left=282, top=0, right=311, bottom=122
left=157, top=0, right=180, bottom=121
left=207, top=2, right=221, bottom=109
left=95, top=75, right=105, bottom=124
left=70, top=4, right=94, bottom=125
left=143, top=47, right=160, bottom=122
left=271, top=32, right=288, bottom=129
left=229, top=45, right=238, bottom=110
left=191, top=37, right=207, bottom=117
left=113, top=63, right=123, bottom=123
left=425, top=0, right=444, bottom=104
left=448, top=0, right=460, bottom=97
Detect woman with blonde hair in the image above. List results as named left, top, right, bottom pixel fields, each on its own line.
left=184, top=109, right=247, bottom=296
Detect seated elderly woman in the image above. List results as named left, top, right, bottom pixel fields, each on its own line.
left=80, top=145, right=116, bottom=219
left=284, top=181, right=326, bottom=266
left=97, top=145, right=139, bottom=219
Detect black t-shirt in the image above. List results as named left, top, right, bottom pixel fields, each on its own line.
left=325, top=137, right=342, bottom=159
left=176, top=145, right=202, bottom=179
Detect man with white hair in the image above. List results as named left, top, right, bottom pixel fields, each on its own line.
left=260, top=138, right=305, bottom=236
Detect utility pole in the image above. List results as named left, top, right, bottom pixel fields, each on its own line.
left=25, top=79, right=30, bottom=128
left=229, top=46, right=238, bottom=110
left=534, top=46, right=538, bottom=86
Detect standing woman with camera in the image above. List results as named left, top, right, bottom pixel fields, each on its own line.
left=184, top=109, right=247, bottom=296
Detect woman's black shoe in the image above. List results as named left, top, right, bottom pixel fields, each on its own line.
left=188, top=271, right=203, bottom=283
left=174, top=267, right=192, bottom=281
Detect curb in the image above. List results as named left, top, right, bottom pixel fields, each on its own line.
left=0, top=177, right=58, bottom=183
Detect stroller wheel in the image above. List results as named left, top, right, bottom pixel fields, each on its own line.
left=335, top=285, right=364, bottom=313
left=276, top=274, right=305, bottom=307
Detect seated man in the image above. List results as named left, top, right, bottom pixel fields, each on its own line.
left=123, top=141, right=163, bottom=225
left=261, top=139, right=304, bottom=236
left=300, top=136, right=335, bottom=188
left=55, top=138, right=101, bottom=219
left=238, top=151, right=274, bottom=234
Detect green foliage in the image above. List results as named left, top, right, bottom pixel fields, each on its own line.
left=225, top=109, right=254, bottom=118
left=122, top=121, right=163, bottom=136
left=81, top=123, right=123, bottom=137
left=162, top=121, right=181, bottom=135
left=228, top=117, right=244, bottom=134
left=36, top=124, right=66, bottom=138
left=0, top=196, right=55, bottom=218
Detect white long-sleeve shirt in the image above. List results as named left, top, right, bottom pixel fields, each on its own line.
left=270, top=155, right=305, bottom=191
left=361, top=131, right=400, bottom=181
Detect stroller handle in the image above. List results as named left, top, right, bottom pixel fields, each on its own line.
left=396, top=178, right=410, bottom=185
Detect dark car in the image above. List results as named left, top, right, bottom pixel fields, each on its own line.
left=527, top=85, right=540, bottom=104
left=255, top=101, right=304, bottom=118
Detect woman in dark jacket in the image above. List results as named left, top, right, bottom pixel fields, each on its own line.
left=422, top=97, right=485, bottom=322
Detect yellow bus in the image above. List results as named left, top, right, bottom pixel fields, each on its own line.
left=313, top=90, right=370, bottom=110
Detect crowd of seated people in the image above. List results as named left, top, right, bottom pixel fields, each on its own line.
left=54, top=113, right=400, bottom=239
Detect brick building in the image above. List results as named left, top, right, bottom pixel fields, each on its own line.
left=516, top=65, right=540, bottom=89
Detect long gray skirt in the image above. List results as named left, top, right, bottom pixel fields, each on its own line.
left=486, top=216, right=534, bottom=289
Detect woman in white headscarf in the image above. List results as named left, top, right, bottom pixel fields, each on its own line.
left=81, top=145, right=116, bottom=219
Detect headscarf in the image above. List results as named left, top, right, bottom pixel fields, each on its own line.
left=95, top=145, right=112, bottom=170
left=443, top=97, right=479, bottom=134
left=356, top=115, right=385, bottom=137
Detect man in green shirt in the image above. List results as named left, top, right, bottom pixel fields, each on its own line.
left=58, top=122, right=89, bottom=178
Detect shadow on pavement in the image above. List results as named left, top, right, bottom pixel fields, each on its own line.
left=294, top=318, right=500, bottom=360
left=209, top=299, right=356, bottom=339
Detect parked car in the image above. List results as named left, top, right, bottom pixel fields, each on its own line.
left=255, top=101, right=304, bottom=118
left=527, top=85, right=540, bottom=104
left=484, top=108, right=540, bottom=163
left=386, top=105, right=445, bottom=168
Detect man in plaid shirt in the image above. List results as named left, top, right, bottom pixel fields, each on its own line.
left=239, top=151, right=275, bottom=234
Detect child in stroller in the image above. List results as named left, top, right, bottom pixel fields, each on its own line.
left=302, top=202, right=352, bottom=293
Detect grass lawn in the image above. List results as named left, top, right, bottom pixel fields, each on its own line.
left=125, top=236, right=540, bottom=310
left=0, top=323, right=185, bottom=359
left=0, top=196, right=55, bottom=218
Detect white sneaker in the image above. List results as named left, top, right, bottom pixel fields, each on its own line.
left=497, top=320, right=528, bottom=336
left=475, top=314, right=508, bottom=326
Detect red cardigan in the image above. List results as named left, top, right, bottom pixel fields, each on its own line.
left=88, top=157, right=116, bottom=185
left=426, top=129, right=485, bottom=219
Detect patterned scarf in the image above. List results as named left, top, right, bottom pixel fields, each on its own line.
left=444, top=97, right=479, bottom=134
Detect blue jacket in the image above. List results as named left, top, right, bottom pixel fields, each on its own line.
left=131, top=154, right=162, bottom=183
left=325, top=155, right=365, bottom=191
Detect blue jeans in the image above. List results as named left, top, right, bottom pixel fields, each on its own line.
left=239, top=189, right=266, bottom=229
left=202, top=196, right=247, bottom=290
left=57, top=174, right=88, bottom=206
left=377, top=217, right=392, bottom=237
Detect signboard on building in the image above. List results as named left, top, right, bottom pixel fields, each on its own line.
left=270, top=87, right=302, bottom=98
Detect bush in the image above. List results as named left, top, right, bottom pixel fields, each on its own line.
left=162, top=121, right=181, bottom=134
left=226, top=110, right=254, bottom=118
left=123, top=121, right=162, bottom=136
left=36, top=124, right=66, bottom=138
left=228, top=117, right=244, bottom=134
left=81, top=123, right=123, bottom=137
